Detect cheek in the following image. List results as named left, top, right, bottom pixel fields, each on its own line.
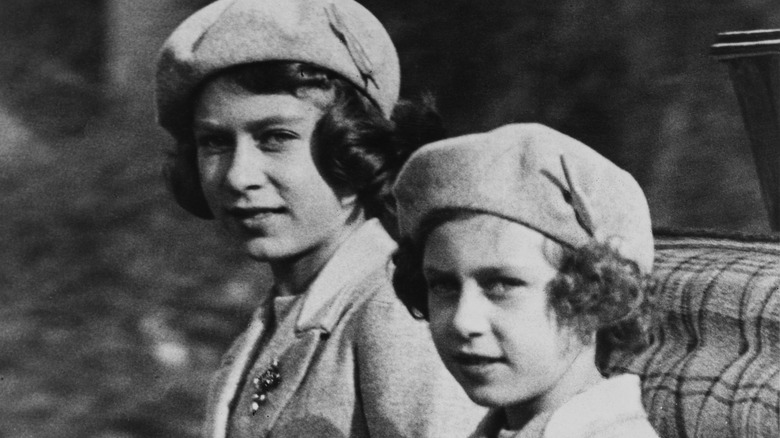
left=275, top=171, right=355, bottom=237
left=307, top=174, right=343, bottom=204
left=278, top=155, right=338, bottom=199
left=502, top=312, right=575, bottom=365
left=552, top=325, right=583, bottom=358
left=427, top=300, right=453, bottom=344
left=287, top=176, right=346, bottom=220
left=197, top=155, right=224, bottom=199
left=495, top=298, right=554, bottom=349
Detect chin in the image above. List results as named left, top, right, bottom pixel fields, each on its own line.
left=458, top=378, right=531, bottom=409
left=241, top=237, right=294, bottom=262
left=462, top=385, right=512, bottom=408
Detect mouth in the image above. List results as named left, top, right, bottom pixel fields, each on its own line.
left=451, top=352, right=505, bottom=368
left=447, top=351, right=505, bottom=382
left=225, top=206, right=287, bottom=230
left=448, top=352, right=505, bottom=383
left=227, top=206, right=286, bottom=219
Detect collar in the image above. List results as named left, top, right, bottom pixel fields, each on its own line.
left=543, top=374, right=646, bottom=437
left=294, top=218, right=396, bottom=333
left=470, top=375, right=645, bottom=438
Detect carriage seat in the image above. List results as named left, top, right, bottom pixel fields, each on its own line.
left=606, top=230, right=780, bottom=438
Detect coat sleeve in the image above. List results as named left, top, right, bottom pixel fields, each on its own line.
left=352, top=282, right=485, bottom=438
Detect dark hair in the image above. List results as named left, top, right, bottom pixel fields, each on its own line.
left=547, top=241, right=656, bottom=370
left=392, top=212, right=656, bottom=370
left=163, top=61, right=444, bottom=235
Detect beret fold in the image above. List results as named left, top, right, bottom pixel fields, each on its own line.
left=393, top=123, right=654, bottom=273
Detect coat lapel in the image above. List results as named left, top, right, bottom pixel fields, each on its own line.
left=251, top=329, right=323, bottom=435
left=255, top=220, right=395, bottom=435
left=207, top=219, right=396, bottom=437
left=206, top=305, right=269, bottom=438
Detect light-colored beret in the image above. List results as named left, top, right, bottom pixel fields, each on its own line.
left=394, top=123, right=654, bottom=273
left=156, top=0, right=400, bottom=140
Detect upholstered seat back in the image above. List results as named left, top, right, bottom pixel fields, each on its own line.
left=606, top=232, right=780, bottom=438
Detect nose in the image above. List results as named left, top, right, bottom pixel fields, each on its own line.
left=224, top=136, right=268, bottom=192
left=449, top=281, right=489, bottom=339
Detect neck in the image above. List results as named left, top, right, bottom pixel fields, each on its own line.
left=505, top=342, right=603, bottom=431
left=270, top=217, right=365, bottom=297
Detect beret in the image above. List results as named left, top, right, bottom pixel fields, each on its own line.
left=155, top=0, right=400, bottom=140
left=394, top=123, right=654, bottom=273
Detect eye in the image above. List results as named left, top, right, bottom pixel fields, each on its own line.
left=258, top=129, right=300, bottom=152
left=426, top=277, right=460, bottom=299
left=195, top=132, right=232, bottom=154
left=481, top=277, right=526, bottom=299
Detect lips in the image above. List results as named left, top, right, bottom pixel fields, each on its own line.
left=451, top=352, right=505, bottom=367
left=225, top=206, right=286, bottom=230
left=227, top=206, right=286, bottom=219
left=446, top=351, right=505, bottom=381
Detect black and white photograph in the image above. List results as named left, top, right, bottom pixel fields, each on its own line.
left=1, top=1, right=779, bottom=437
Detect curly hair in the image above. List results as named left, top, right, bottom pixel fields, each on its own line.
left=164, top=61, right=444, bottom=232
left=547, top=240, right=656, bottom=370
left=392, top=212, right=657, bottom=368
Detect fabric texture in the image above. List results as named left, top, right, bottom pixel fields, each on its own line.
left=469, top=375, right=659, bottom=438
left=393, top=123, right=654, bottom=273
left=156, top=0, right=400, bottom=141
left=202, top=219, right=485, bottom=438
left=605, top=232, right=780, bottom=438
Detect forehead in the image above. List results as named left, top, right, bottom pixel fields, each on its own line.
left=423, top=214, right=563, bottom=271
left=193, top=77, right=325, bottom=124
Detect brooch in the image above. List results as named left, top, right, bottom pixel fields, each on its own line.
left=251, top=359, right=282, bottom=415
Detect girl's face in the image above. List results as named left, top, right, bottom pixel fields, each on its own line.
left=423, top=214, right=587, bottom=413
left=194, top=77, right=358, bottom=263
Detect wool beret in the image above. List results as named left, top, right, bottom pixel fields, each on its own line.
left=394, top=123, right=654, bottom=273
left=155, top=0, right=400, bottom=140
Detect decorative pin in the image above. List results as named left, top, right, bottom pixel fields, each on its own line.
left=250, top=359, right=281, bottom=415
left=560, top=155, right=597, bottom=237
left=325, top=2, right=378, bottom=90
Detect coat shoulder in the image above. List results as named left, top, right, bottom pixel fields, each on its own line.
left=347, top=265, right=428, bottom=345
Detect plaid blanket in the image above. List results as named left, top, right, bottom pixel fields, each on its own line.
left=605, top=231, right=780, bottom=438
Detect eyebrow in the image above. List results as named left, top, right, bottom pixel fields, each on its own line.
left=422, top=265, right=451, bottom=278
left=192, top=115, right=312, bottom=132
left=423, top=264, right=530, bottom=280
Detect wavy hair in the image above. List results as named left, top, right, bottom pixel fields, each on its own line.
left=164, top=61, right=445, bottom=233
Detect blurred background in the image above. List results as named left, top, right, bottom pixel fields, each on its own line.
left=1, top=1, right=778, bottom=437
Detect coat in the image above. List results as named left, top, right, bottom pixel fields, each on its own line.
left=203, top=219, right=485, bottom=438
left=468, top=375, right=659, bottom=438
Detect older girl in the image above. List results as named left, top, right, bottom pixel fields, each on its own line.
left=392, top=124, right=660, bottom=438
left=154, top=0, right=482, bottom=436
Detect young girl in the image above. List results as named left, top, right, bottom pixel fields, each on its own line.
left=155, top=0, right=482, bottom=436
left=392, top=124, right=660, bottom=438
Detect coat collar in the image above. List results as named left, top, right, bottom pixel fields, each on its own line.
left=543, top=374, right=645, bottom=437
left=205, top=219, right=395, bottom=438
left=295, top=218, right=396, bottom=333
left=469, top=375, right=646, bottom=438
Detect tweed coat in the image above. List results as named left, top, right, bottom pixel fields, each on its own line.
left=203, top=219, right=484, bottom=438
left=468, top=375, right=658, bottom=438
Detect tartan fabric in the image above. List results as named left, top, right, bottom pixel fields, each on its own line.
left=605, top=232, right=780, bottom=438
